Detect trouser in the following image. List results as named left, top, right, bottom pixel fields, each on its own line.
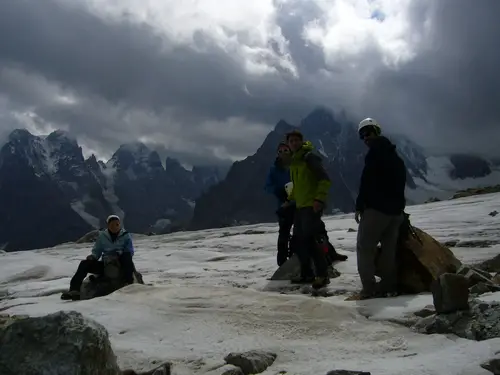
left=356, top=209, right=403, bottom=294
left=291, top=207, right=329, bottom=278
left=69, top=252, right=135, bottom=291
left=276, top=205, right=295, bottom=266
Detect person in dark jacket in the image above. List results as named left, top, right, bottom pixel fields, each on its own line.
left=264, top=142, right=295, bottom=266
left=355, top=118, right=407, bottom=299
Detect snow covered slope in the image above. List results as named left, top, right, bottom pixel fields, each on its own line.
left=1, top=193, right=500, bottom=374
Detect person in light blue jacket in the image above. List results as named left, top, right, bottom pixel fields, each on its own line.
left=61, top=214, right=136, bottom=300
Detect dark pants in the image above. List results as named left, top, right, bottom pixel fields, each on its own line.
left=356, top=209, right=403, bottom=294
left=291, top=207, right=329, bottom=278
left=69, top=252, right=135, bottom=292
left=276, top=205, right=295, bottom=266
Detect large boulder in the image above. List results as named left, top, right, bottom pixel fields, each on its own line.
left=80, top=255, right=145, bottom=300
left=377, top=213, right=462, bottom=294
left=0, top=310, right=121, bottom=375
left=224, top=350, right=277, bottom=375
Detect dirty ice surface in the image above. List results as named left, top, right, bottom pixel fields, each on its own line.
left=1, top=194, right=500, bottom=375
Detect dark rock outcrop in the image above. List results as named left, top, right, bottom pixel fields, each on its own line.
left=0, top=310, right=121, bottom=375
left=414, top=300, right=500, bottom=341
left=224, top=350, right=277, bottom=375
left=431, top=273, right=469, bottom=314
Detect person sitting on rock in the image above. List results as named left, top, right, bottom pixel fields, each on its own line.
left=355, top=118, right=407, bottom=299
left=61, top=214, right=136, bottom=300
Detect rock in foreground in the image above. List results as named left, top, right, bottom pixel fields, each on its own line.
left=270, top=254, right=340, bottom=281
left=0, top=310, right=121, bottom=375
left=414, top=300, right=500, bottom=341
left=224, top=350, right=276, bottom=375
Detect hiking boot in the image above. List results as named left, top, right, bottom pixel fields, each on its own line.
left=291, top=275, right=315, bottom=284
left=312, top=276, right=330, bottom=290
left=61, top=290, right=80, bottom=301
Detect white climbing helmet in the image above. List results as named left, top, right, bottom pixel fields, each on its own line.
left=284, top=182, right=293, bottom=196
left=358, top=118, right=381, bottom=134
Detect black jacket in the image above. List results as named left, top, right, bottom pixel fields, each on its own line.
left=355, top=136, right=407, bottom=215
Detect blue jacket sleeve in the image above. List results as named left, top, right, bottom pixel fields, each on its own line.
left=264, top=166, right=276, bottom=194
left=91, top=233, right=104, bottom=260
left=123, top=233, right=135, bottom=256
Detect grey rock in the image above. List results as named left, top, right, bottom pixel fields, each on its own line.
left=481, top=357, right=500, bottom=375
left=270, top=254, right=341, bottom=281
left=224, top=350, right=277, bottom=375
left=347, top=228, right=357, bottom=232
left=76, top=229, right=100, bottom=244
left=0, top=310, right=121, bottom=375
left=326, top=371, right=371, bottom=375
left=457, top=265, right=492, bottom=286
left=413, top=306, right=436, bottom=318
left=470, top=282, right=500, bottom=296
left=431, top=273, right=469, bottom=314
left=489, top=210, right=498, bottom=217
left=477, top=254, right=500, bottom=273
left=414, top=300, right=500, bottom=341
left=205, top=364, right=244, bottom=375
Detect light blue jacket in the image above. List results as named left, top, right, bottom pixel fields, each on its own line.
left=91, top=229, right=135, bottom=260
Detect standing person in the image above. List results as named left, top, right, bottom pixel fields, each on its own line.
left=61, top=215, right=136, bottom=300
left=355, top=118, right=407, bottom=299
left=264, top=142, right=295, bottom=266
left=286, top=130, right=331, bottom=289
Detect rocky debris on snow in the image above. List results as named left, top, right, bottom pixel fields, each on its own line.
left=76, top=229, right=100, bottom=243
left=413, top=305, right=436, bottom=318
left=431, top=273, right=469, bottom=314
left=489, top=210, right=499, bottom=217
left=424, top=197, right=441, bottom=203
left=204, top=364, right=244, bottom=375
left=347, top=228, right=357, bottom=232
left=0, top=314, right=28, bottom=329
left=493, top=273, right=500, bottom=285
left=270, top=254, right=341, bottom=281
left=456, top=264, right=493, bottom=286
left=80, top=257, right=145, bottom=300
left=470, top=282, right=500, bottom=296
left=481, top=356, right=500, bottom=375
left=376, top=213, right=461, bottom=294
left=477, top=254, right=500, bottom=273
left=122, top=362, right=172, bottom=375
left=224, top=350, right=277, bottom=375
left=326, top=371, right=371, bottom=375
left=455, top=239, right=499, bottom=248
left=451, top=184, right=500, bottom=199
left=0, top=310, right=121, bottom=375
left=414, top=299, right=500, bottom=341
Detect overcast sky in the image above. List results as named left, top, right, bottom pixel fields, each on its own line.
left=1, top=0, right=499, bottom=166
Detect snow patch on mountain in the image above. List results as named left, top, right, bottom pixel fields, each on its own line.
left=71, top=200, right=100, bottom=228
left=407, top=156, right=500, bottom=202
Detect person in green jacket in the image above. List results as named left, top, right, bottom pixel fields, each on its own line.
left=286, top=129, right=331, bottom=289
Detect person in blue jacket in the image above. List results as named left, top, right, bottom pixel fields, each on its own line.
left=265, top=141, right=296, bottom=266
left=61, top=214, right=136, bottom=300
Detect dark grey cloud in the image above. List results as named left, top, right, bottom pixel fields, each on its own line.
left=363, top=0, right=500, bottom=156
left=0, top=0, right=499, bottom=165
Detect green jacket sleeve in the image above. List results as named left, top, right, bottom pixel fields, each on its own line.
left=305, top=153, right=331, bottom=203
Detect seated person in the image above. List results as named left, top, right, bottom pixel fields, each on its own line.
left=61, top=214, right=135, bottom=300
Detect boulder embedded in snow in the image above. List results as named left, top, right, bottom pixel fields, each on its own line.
left=431, top=273, right=469, bottom=314
left=414, top=300, right=500, bottom=341
left=493, top=273, right=500, bottom=285
left=205, top=364, right=244, bottom=375
left=270, top=254, right=340, bottom=281
left=377, top=213, right=462, bottom=294
left=122, top=361, right=172, bottom=375
left=481, top=356, right=500, bottom=375
left=76, top=229, right=100, bottom=243
left=470, top=282, right=500, bottom=296
left=224, top=350, right=276, bottom=375
left=0, top=310, right=121, bottom=375
left=326, top=371, right=371, bottom=375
